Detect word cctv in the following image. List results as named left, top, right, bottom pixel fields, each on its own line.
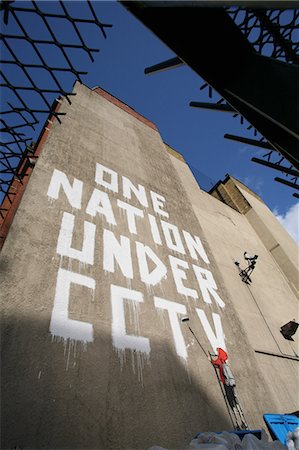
left=47, top=163, right=226, bottom=360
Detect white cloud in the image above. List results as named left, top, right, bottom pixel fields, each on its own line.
left=242, top=175, right=264, bottom=196
left=273, top=202, right=299, bottom=244
left=237, top=145, right=249, bottom=154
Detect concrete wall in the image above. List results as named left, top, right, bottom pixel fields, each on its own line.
left=170, top=156, right=299, bottom=413
left=210, top=176, right=299, bottom=296
left=238, top=185, right=299, bottom=296
left=1, top=83, right=298, bottom=450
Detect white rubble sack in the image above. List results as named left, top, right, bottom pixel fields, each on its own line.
left=148, top=447, right=169, bottom=450
left=286, top=427, right=299, bottom=450
left=148, top=430, right=287, bottom=450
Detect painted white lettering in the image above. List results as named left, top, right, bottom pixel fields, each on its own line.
left=193, top=265, right=225, bottom=308
left=150, top=191, right=169, bottom=218
left=196, top=308, right=226, bottom=352
left=161, top=221, right=185, bottom=255
left=148, top=214, right=162, bottom=246
left=122, top=176, right=148, bottom=208
left=169, top=255, right=198, bottom=299
left=117, top=200, right=144, bottom=235
left=183, top=231, right=210, bottom=264
left=50, top=268, right=95, bottom=342
left=154, top=297, right=187, bottom=359
left=111, top=285, right=150, bottom=354
left=56, top=212, right=95, bottom=264
left=86, top=188, right=116, bottom=226
left=103, top=229, right=133, bottom=279
left=136, top=241, right=167, bottom=286
left=47, top=169, right=82, bottom=210
left=95, top=163, right=118, bottom=193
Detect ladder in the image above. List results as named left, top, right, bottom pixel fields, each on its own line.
left=209, top=351, right=249, bottom=431
left=181, top=318, right=249, bottom=431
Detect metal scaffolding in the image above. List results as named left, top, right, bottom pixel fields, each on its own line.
left=0, top=0, right=112, bottom=218
left=122, top=2, right=299, bottom=197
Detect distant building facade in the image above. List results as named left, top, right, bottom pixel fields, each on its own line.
left=1, top=83, right=298, bottom=450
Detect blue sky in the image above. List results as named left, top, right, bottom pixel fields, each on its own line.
left=2, top=1, right=298, bottom=241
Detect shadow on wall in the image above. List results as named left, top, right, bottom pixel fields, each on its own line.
left=1, top=314, right=232, bottom=450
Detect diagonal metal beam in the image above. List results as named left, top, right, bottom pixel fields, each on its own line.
left=224, top=134, right=273, bottom=150
left=274, top=177, right=299, bottom=190
left=122, top=2, right=299, bottom=169
left=253, top=10, right=299, bottom=65
left=190, top=102, right=235, bottom=112
left=251, top=158, right=299, bottom=177
left=144, top=57, right=183, bottom=75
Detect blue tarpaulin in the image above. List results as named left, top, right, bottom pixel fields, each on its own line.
left=263, top=414, right=299, bottom=445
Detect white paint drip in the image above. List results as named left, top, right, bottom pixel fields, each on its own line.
left=125, top=277, right=132, bottom=291
left=51, top=336, right=86, bottom=370
left=66, top=340, right=72, bottom=370
left=156, top=306, right=166, bottom=328
left=47, top=197, right=55, bottom=206
left=113, top=347, right=150, bottom=386
left=78, top=261, right=86, bottom=273
left=144, top=283, right=154, bottom=297
left=116, top=348, right=125, bottom=371
left=130, top=349, right=150, bottom=386
left=127, top=298, right=141, bottom=336
left=183, top=358, right=192, bottom=383
left=67, top=257, right=72, bottom=274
